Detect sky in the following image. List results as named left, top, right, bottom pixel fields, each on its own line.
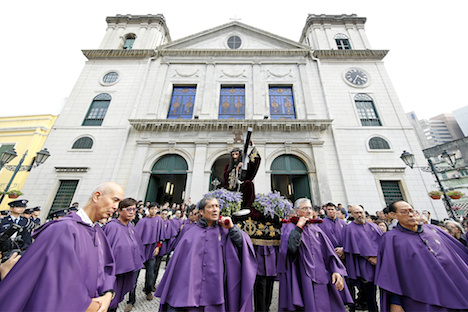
left=1, top=0, right=466, bottom=120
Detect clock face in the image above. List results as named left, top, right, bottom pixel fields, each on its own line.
left=345, top=69, right=369, bottom=86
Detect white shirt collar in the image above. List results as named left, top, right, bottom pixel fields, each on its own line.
left=76, top=208, right=95, bottom=227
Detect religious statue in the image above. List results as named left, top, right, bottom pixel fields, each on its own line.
left=223, top=135, right=262, bottom=219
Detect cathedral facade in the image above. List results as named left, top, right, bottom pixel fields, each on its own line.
left=22, top=14, right=446, bottom=219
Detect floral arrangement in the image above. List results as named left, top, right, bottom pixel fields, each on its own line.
left=252, top=191, right=294, bottom=219
left=428, top=190, right=443, bottom=196
left=201, top=188, right=242, bottom=216
left=6, top=190, right=23, bottom=196
left=447, top=190, right=465, bottom=197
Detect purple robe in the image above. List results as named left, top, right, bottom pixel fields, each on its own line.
left=375, top=224, right=468, bottom=311
left=318, top=217, right=347, bottom=248
left=278, top=222, right=353, bottom=311
left=0, top=212, right=115, bottom=311
left=103, top=219, right=145, bottom=309
left=166, top=217, right=183, bottom=251
left=134, top=215, right=164, bottom=261
left=342, top=221, right=382, bottom=282
left=155, top=222, right=257, bottom=311
left=254, top=245, right=279, bottom=276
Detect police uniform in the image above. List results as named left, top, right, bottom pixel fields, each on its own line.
left=0, top=200, right=32, bottom=251
left=30, top=206, right=42, bottom=229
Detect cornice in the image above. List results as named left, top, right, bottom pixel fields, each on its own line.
left=82, top=49, right=156, bottom=59
left=128, top=119, right=332, bottom=132
left=158, top=49, right=309, bottom=58
left=312, top=50, right=388, bottom=60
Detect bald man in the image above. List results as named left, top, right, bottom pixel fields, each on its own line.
left=342, top=205, right=383, bottom=312
left=0, top=182, right=124, bottom=312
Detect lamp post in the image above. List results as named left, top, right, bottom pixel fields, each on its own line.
left=0, top=148, right=50, bottom=205
left=400, top=150, right=456, bottom=219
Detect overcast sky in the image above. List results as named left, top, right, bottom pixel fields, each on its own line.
left=1, top=0, right=466, bottom=120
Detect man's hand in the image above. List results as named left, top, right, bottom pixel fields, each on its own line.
left=390, top=304, right=405, bottom=312
left=87, top=292, right=113, bottom=312
left=331, top=273, right=344, bottom=291
left=334, top=247, right=344, bottom=259
left=0, top=252, right=21, bottom=280
left=296, top=216, right=308, bottom=229
left=219, top=216, right=234, bottom=229
left=367, top=256, right=377, bottom=266
left=153, top=246, right=160, bottom=257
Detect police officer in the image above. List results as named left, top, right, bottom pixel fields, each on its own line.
left=22, top=208, right=36, bottom=234
left=31, top=206, right=41, bottom=228
left=0, top=200, right=32, bottom=251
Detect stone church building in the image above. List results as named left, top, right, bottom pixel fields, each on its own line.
left=22, top=13, right=446, bottom=219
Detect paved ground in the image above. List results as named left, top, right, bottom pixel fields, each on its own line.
left=116, top=260, right=280, bottom=311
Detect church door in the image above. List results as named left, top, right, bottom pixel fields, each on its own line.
left=270, top=154, right=311, bottom=202
left=146, top=154, right=188, bottom=205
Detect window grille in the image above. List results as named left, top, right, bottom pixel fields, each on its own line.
left=355, top=94, right=381, bottom=126
left=50, top=180, right=79, bottom=213
left=82, top=93, right=111, bottom=126
left=380, top=181, right=404, bottom=205
left=369, top=137, right=390, bottom=149
left=72, top=137, right=93, bottom=149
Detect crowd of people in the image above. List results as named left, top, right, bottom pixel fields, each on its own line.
left=0, top=181, right=468, bottom=311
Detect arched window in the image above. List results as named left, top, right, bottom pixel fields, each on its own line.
left=355, top=94, right=381, bottom=126
left=82, top=93, right=111, bottom=126
left=72, top=137, right=93, bottom=149
left=334, top=33, right=351, bottom=50
left=123, top=34, right=136, bottom=50
left=369, top=137, right=390, bottom=150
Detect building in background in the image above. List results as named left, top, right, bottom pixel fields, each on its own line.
left=0, top=115, right=57, bottom=211
left=453, top=106, right=468, bottom=137
left=21, top=14, right=445, bottom=220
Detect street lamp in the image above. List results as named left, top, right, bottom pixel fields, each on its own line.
left=0, top=149, right=17, bottom=169
left=0, top=148, right=51, bottom=205
left=440, top=150, right=457, bottom=168
left=400, top=150, right=456, bottom=219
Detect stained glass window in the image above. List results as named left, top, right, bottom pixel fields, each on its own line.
left=269, top=87, right=296, bottom=119
left=82, top=93, right=111, bottom=126
left=355, top=94, right=381, bottom=126
left=218, top=87, right=245, bottom=119
left=167, top=87, right=196, bottom=119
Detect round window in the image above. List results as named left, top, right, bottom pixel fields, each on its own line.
left=102, top=72, right=119, bottom=84
left=227, top=36, right=242, bottom=49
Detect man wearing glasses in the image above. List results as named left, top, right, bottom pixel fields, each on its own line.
left=375, top=200, right=468, bottom=312
left=103, top=198, right=145, bottom=312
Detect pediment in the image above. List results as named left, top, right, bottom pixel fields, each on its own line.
left=160, top=21, right=308, bottom=51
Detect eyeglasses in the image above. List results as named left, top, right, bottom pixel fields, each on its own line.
left=397, top=209, right=414, bottom=215
left=121, top=208, right=136, bottom=212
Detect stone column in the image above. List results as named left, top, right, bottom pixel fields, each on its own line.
left=310, top=143, right=332, bottom=202
left=126, top=140, right=150, bottom=198
left=189, top=142, right=208, bottom=202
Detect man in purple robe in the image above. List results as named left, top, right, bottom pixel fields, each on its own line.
left=0, top=181, right=124, bottom=312
left=318, top=202, right=347, bottom=257
left=155, top=195, right=257, bottom=311
left=126, top=202, right=163, bottom=310
left=375, top=200, right=468, bottom=312
left=278, top=198, right=353, bottom=311
left=103, top=197, right=145, bottom=312
left=342, top=205, right=383, bottom=312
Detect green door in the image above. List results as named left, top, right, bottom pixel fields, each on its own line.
left=270, top=155, right=311, bottom=202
